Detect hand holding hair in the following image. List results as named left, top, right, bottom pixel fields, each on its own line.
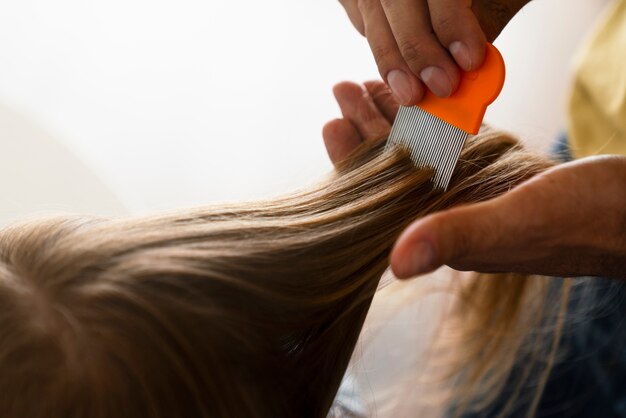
left=391, top=155, right=626, bottom=279
left=337, top=0, right=530, bottom=104
left=324, top=80, right=626, bottom=281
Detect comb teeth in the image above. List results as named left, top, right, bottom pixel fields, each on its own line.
left=385, top=105, right=468, bottom=190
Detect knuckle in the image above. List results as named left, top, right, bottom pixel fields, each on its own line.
left=397, top=37, right=429, bottom=68
left=370, top=44, right=398, bottom=69
left=433, top=14, right=459, bottom=40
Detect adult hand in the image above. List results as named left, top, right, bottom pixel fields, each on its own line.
left=338, top=0, right=530, bottom=104
left=391, top=155, right=626, bottom=280
left=323, top=80, right=398, bottom=165
left=323, top=81, right=626, bottom=280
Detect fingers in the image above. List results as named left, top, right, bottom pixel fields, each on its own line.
left=323, top=81, right=393, bottom=165
left=388, top=156, right=626, bottom=280
left=323, top=119, right=362, bottom=165
left=342, top=0, right=518, bottom=100
left=339, top=0, right=365, bottom=35
left=363, top=80, right=399, bottom=123
left=427, top=0, right=487, bottom=71
left=379, top=0, right=460, bottom=97
left=390, top=198, right=518, bottom=279
left=333, top=81, right=392, bottom=142
left=358, top=0, right=425, bottom=105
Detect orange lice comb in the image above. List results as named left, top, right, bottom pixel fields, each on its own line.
left=386, top=43, right=506, bottom=190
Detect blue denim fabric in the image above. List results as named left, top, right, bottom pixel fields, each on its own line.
left=455, top=279, right=626, bottom=418
left=551, top=133, right=574, bottom=163
left=456, top=135, right=626, bottom=417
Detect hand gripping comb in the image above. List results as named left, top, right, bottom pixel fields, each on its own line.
left=385, top=43, right=506, bottom=190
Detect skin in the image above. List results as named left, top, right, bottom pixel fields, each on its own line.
left=338, top=0, right=531, bottom=104
left=323, top=81, right=626, bottom=280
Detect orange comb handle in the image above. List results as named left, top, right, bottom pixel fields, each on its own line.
left=418, top=43, right=505, bottom=135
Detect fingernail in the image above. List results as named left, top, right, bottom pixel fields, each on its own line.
left=387, top=69, right=412, bottom=105
left=449, top=41, right=472, bottom=71
left=420, top=66, right=452, bottom=97
left=399, top=241, right=435, bottom=278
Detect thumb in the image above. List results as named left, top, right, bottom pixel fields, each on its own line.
left=390, top=199, right=512, bottom=279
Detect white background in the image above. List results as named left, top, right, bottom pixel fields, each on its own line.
left=0, top=0, right=609, bottom=221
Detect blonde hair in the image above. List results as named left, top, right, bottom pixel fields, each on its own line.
left=0, top=130, right=563, bottom=417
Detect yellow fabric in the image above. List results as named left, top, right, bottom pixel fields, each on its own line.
left=568, top=0, right=626, bottom=158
